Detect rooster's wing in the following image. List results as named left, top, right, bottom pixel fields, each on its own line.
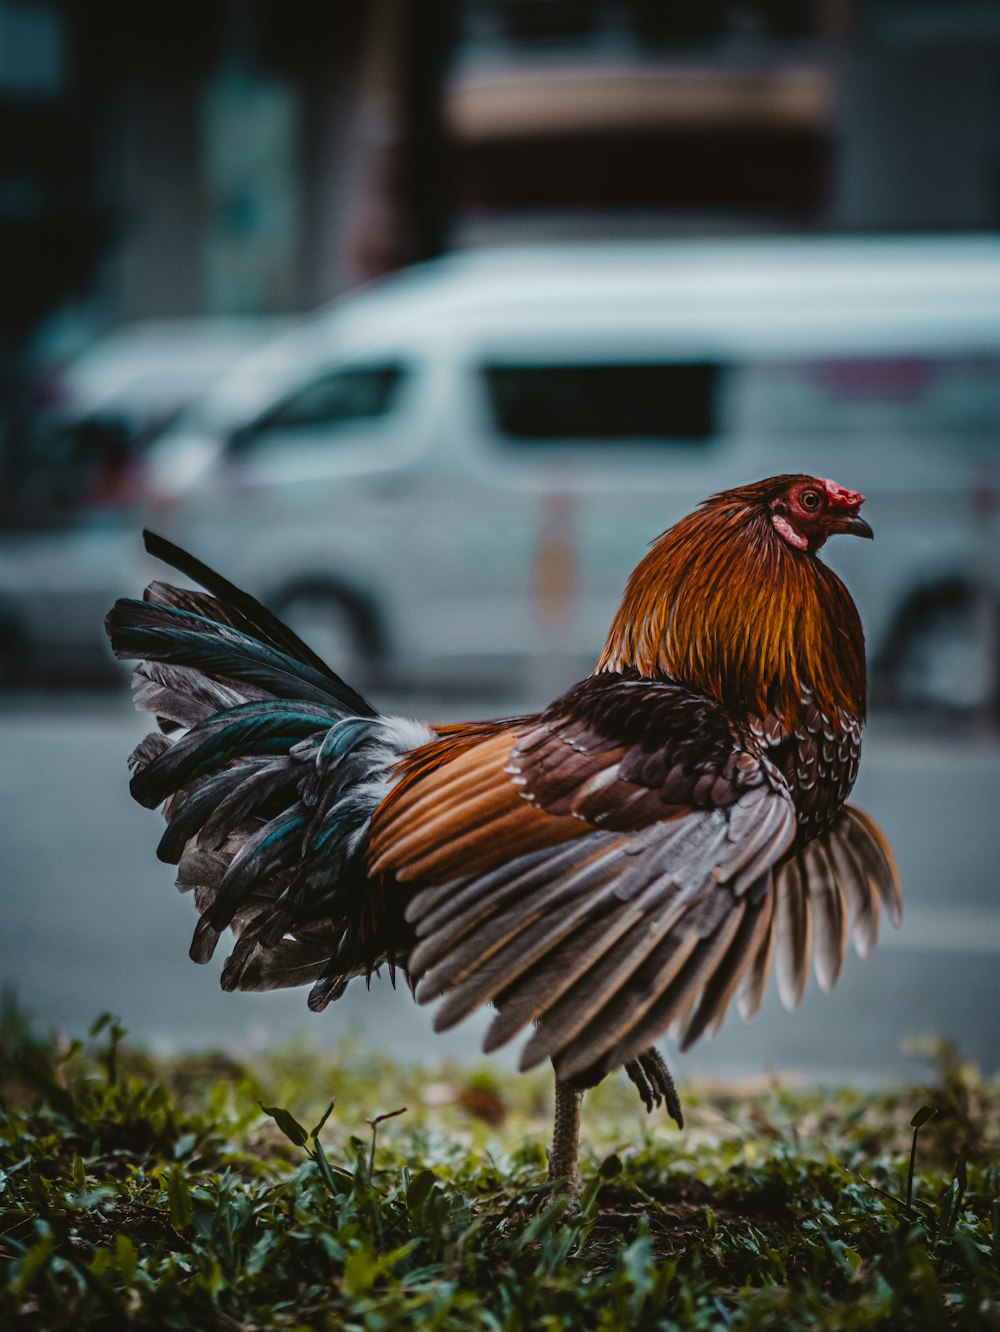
left=372, top=673, right=804, bottom=1083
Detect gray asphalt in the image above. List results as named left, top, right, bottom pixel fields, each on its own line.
left=2, top=689, right=998, bottom=1086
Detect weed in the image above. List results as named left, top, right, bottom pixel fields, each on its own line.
left=1, top=1006, right=997, bottom=1330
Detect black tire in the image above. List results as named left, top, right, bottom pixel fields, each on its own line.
left=270, top=577, right=387, bottom=681
left=876, top=577, right=999, bottom=717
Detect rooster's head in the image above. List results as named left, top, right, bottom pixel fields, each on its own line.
left=761, top=475, right=873, bottom=553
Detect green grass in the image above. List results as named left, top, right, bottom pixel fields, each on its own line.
left=1, top=1002, right=998, bottom=1330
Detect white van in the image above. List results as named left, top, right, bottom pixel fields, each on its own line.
left=146, top=238, right=1000, bottom=711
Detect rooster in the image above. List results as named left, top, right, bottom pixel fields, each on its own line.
left=107, top=474, right=901, bottom=1190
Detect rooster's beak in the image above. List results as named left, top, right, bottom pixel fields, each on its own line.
left=838, top=514, right=873, bottom=540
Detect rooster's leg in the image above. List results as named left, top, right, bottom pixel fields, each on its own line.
left=548, top=1077, right=583, bottom=1193
left=624, top=1047, right=684, bottom=1129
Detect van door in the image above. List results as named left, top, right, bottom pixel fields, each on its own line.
left=453, top=347, right=741, bottom=670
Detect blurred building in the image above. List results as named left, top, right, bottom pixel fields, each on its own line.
left=3, top=0, right=999, bottom=339
left=0, top=0, right=447, bottom=333
left=1, top=0, right=999, bottom=519
left=452, top=1, right=1000, bottom=240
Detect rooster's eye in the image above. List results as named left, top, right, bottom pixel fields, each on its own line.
left=800, top=490, right=821, bottom=511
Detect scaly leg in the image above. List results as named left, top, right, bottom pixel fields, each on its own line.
left=548, top=1077, right=583, bottom=1193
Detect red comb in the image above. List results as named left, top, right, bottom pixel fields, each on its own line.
left=820, top=479, right=865, bottom=509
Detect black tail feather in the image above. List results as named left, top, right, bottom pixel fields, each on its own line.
left=128, top=699, right=333, bottom=809
left=111, top=533, right=418, bottom=1017
left=141, top=530, right=376, bottom=717
left=107, top=598, right=363, bottom=716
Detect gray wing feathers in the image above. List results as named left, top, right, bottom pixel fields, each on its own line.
left=406, top=785, right=798, bottom=1079
left=771, top=803, right=903, bottom=1010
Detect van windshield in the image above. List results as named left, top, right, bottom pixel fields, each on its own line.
left=481, top=362, right=723, bottom=443
left=229, top=363, right=408, bottom=453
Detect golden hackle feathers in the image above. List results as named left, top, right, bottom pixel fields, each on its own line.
left=596, top=478, right=867, bottom=732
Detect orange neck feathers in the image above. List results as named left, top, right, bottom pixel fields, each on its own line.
left=596, top=486, right=866, bottom=731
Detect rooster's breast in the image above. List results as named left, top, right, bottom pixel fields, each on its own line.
left=747, top=693, right=863, bottom=848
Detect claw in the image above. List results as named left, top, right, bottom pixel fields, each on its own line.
left=625, top=1047, right=684, bottom=1129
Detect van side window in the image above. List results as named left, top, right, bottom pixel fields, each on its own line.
left=481, top=363, right=721, bottom=442
left=743, top=356, right=1000, bottom=435
left=231, top=364, right=407, bottom=451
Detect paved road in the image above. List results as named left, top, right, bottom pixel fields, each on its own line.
left=1, top=690, right=998, bottom=1085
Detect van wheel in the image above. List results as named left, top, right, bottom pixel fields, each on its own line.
left=877, top=578, right=999, bottom=716
left=271, top=579, right=386, bottom=684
